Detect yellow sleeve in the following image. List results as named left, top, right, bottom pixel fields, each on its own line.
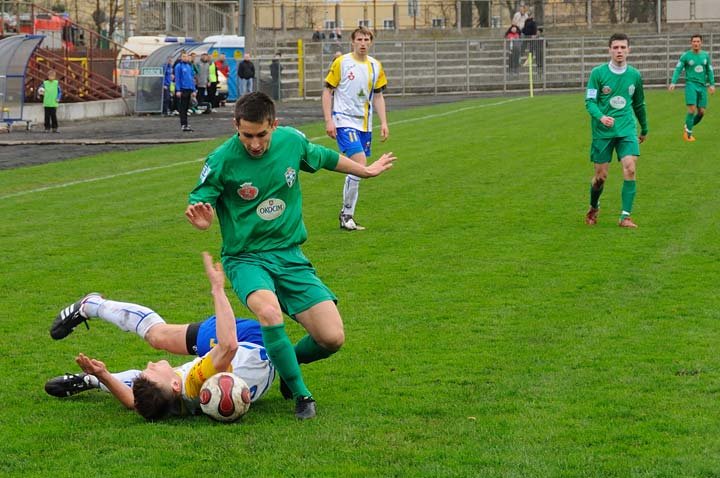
left=374, top=61, right=387, bottom=91
left=184, top=355, right=232, bottom=399
left=324, top=57, right=342, bottom=87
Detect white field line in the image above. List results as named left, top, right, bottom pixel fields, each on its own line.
left=0, top=96, right=527, bottom=201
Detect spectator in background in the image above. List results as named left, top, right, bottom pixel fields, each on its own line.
left=505, top=25, right=522, bottom=76
left=40, top=69, right=62, bottom=133
left=535, top=28, right=545, bottom=71
left=269, top=52, right=283, bottom=101
left=329, top=28, right=342, bottom=43
left=196, top=52, right=211, bottom=107
left=237, top=53, right=255, bottom=96
left=207, top=55, right=218, bottom=109
left=162, top=56, right=173, bottom=116
left=312, top=27, right=325, bottom=42
left=512, top=4, right=529, bottom=32
left=328, top=28, right=342, bottom=53
left=214, top=53, right=229, bottom=108
left=521, top=13, right=538, bottom=66
left=174, top=51, right=196, bottom=132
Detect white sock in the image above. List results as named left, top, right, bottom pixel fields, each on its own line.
left=81, top=297, right=166, bottom=339
left=342, top=175, right=361, bottom=216
left=97, top=370, right=143, bottom=393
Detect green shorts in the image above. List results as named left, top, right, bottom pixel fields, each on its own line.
left=590, top=136, right=640, bottom=164
left=222, top=246, right=337, bottom=318
left=685, top=82, right=708, bottom=108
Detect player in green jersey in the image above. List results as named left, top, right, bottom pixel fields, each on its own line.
left=185, top=92, right=396, bottom=419
left=669, top=34, right=715, bottom=142
left=584, top=33, right=648, bottom=229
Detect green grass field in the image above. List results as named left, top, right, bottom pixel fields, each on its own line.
left=1, top=90, right=720, bottom=477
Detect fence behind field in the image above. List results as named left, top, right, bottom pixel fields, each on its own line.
left=251, top=33, right=718, bottom=100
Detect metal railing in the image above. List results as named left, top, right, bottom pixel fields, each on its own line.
left=135, top=0, right=238, bottom=37
left=250, top=33, right=716, bottom=101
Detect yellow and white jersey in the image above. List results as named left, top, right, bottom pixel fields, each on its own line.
left=176, top=342, right=276, bottom=415
left=325, top=53, right=387, bottom=132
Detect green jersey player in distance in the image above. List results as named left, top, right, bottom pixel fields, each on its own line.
left=584, top=33, right=648, bottom=229
left=185, top=92, right=396, bottom=420
left=669, top=34, right=716, bottom=142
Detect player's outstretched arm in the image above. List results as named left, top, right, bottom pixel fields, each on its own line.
left=185, top=203, right=214, bottom=230
left=76, top=353, right=135, bottom=409
left=201, top=252, right=238, bottom=371
left=334, top=152, right=396, bottom=178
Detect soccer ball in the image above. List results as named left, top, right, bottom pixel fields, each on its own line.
left=199, top=372, right=251, bottom=422
left=37, top=86, right=45, bottom=97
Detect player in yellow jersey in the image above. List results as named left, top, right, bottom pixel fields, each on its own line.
left=48, top=252, right=261, bottom=420
left=322, top=27, right=389, bottom=231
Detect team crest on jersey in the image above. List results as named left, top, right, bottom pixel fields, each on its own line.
left=348, top=71, right=355, bottom=81
left=357, top=89, right=367, bottom=99
left=238, top=182, right=259, bottom=200
left=602, top=86, right=611, bottom=94
left=285, top=167, right=297, bottom=188
left=628, top=85, right=635, bottom=96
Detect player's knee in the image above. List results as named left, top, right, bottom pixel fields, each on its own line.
left=593, top=176, right=606, bottom=187
left=144, top=326, right=166, bottom=350
left=254, top=305, right=284, bottom=326
left=317, top=329, right=345, bottom=352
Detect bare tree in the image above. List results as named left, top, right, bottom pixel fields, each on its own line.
left=626, top=0, right=656, bottom=23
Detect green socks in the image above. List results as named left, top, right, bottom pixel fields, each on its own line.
left=620, top=180, right=636, bottom=219
left=295, top=334, right=335, bottom=364
left=261, top=324, right=311, bottom=399
left=685, top=113, right=695, bottom=133
left=589, top=182, right=604, bottom=209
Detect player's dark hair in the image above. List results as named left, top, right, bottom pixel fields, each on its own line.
left=234, top=91, right=276, bottom=125
left=691, top=34, right=703, bottom=41
left=351, top=26, right=374, bottom=41
left=132, top=376, right=175, bottom=420
left=608, top=33, right=629, bottom=47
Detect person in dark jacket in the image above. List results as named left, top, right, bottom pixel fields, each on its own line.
left=162, top=56, right=173, bottom=116
left=174, top=51, right=197, bottom=132
left=269, top=53, right=283, bottom=101
left=237, top=53, right=255, bottom=96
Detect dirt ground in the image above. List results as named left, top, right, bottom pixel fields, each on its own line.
left=0, top=95, right=475, bottom=170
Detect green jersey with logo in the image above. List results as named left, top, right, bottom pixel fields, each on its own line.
left=189, top=126, right=340, bottom=256
left=585, top=63, right=648, bottom=139
left=671, top=50, right=715, bottom=87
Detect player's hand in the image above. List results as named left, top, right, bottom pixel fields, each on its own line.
left=185, top=202, right=214, bottom=230
left=202, top=252, right=226, bottom=291
left=638, top=134, right=647, bottom=144
left=710, top=86, right=716, bottom=95
left=600, top=115, right=615, bottom=128
left=175, top=92, right=181, bottom=98
left=325, top=120, right=337, bottom=139
left=365, top=152, right=396, bottom=177
left=668, top=84, right=675, bottom=91
left=76, top=353, right=108, bottom=376
left=380, top=124, right=389, bottom=142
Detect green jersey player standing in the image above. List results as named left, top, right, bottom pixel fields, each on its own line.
left=584, top=33, right=648, bottom=229
left=669, top=34, right=715, bottom=142
left=186, top=92, right=396, bottom=419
